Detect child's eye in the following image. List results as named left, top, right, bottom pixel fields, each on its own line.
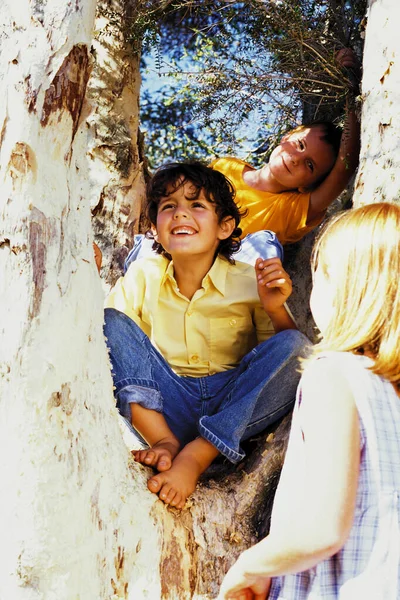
left=298, top=140, right=305, bottom=150
left=160, top=203, right=175, bottom=211
left=306, top=159, right=314, bottom=172
left=192, top=202, right=206, bottom=208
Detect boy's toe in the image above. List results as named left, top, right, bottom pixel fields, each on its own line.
left=168, top=487, right=188, bottom=509
left=176, top=495, right=186, bottom=510
left=133, top=450, right=144, bottom=462
left=156, top=453, right=172, bottom=472
left=147, top=475, right=163, bottom=494
left=144, top=451, right=156, bottom=465
left=164, top=488, right=178, bottom=505
left=158, top=483, right=173, bottom=502
left=169, top=492, right=183, bottom=508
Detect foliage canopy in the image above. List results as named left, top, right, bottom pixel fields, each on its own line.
left=129, top=0, right=366, bottom=168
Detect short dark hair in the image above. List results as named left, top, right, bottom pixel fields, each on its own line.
left=144, top=161, right=247, bottom=263
left=290, top=121, right=342, bottom=157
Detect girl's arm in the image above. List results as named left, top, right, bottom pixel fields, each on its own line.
left=219, top=358, right=360, bottom=599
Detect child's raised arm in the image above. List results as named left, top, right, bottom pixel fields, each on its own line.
left=255, top=257, right=297, bottom=332
left=307, top=48, right=361, bottom=222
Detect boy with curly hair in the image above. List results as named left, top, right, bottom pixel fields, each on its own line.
left=104, top=162, right=310, bottom=509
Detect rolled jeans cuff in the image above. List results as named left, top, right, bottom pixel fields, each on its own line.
left=198, top=417, right=245, bottom=464
left=116, top=379, right=163, bottom=420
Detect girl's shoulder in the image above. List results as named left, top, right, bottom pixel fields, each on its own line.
left=300, top=351, right=398, bottom=424
left=302, top=351, right=373, bottom=382
left=299, top=352, right=358, bottom=407
left=298, top=351, right=376, bottom=414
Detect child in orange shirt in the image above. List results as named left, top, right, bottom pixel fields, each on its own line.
left=210, top=49, right=360, bottom=247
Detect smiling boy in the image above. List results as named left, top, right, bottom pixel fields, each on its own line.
left=104, top=162, right=310, bottom=509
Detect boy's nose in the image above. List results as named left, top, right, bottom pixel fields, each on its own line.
left=173, top=209, right=188, bottom=219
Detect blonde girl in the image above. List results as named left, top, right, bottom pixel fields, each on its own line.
left=219, top=202, right=400, bottom=600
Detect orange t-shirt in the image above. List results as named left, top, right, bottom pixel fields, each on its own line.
left=211, top=157, right=323, bottom=244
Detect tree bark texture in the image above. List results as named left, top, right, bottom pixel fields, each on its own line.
left=0, top=2, right=146, bottom=597
left=284, top=187, right=354, bottom=341
left=353, top=0, right=400, bottom=207
left=121, top=415, right=292, bottom=600
left=88, top=0, right=146, bottom=289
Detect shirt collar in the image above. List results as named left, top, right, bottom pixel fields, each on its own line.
left=162, top=255, right=229, bottom=296
left=203, top=255, right=229, bottom=296
left=163, top=259, right=177, bottom=286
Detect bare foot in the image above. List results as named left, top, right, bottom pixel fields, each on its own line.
left=147, top=438, right=220, bottom=509
left=147, top=452, right=201, bottom=509
left=133, top=437, right=180, bottom=472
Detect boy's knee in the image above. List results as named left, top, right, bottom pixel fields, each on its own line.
left=277, top=329, right=312, bottom=358
left=103, top=308, right=145, bottom=344
left=104, top=307, right=123, bottom=333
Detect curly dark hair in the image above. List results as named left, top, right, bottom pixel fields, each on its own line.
left=144, top=161, right=247, bottom=263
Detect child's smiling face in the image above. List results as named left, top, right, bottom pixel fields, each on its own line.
left=268, top=126, right=336, bottom=190
left=154, top=179, right=232, bottom=261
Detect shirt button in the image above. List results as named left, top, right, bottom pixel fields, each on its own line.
left=190, top=354, right=199, bottom=363
left=187, top=310, right=193, bottom=316
left=229, top=319, right=237, bottom=326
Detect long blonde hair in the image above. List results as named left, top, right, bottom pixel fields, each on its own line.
left=311, top=202, right=400, bottom=386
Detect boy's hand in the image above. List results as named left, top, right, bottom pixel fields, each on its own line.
left=335, top=48, right=361, bottom=91
left=256, top=257, right=292, bottom=315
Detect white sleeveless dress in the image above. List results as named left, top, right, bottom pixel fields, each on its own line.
left=268, top=352, right=400, bottom=600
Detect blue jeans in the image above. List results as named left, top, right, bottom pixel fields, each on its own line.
left=104, top=308, right=310, bottom=463
left=124, top=230, right=284, bottom=273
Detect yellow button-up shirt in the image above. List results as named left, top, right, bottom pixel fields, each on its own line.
left=105, top=255, right=275, bottom=377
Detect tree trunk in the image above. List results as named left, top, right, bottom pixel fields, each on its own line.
left=0, top=1, right=144, bottom=596
left=88, top=0, right=147, bottom=289
left=353, top=0, right=400, bottom=207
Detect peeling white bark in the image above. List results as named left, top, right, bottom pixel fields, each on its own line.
left=354, top=0, right=400, bottom=207
left=0, top=2, right=161, bottom=598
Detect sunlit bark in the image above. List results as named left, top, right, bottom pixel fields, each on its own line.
left=88, top=0, right=146, bottom=289
left=353, top=0, right=400, bottom=207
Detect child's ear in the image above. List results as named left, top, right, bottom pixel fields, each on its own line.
left=218, top=216, right=236, bottom=240
left=151, top=225, right=158, bottom=241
